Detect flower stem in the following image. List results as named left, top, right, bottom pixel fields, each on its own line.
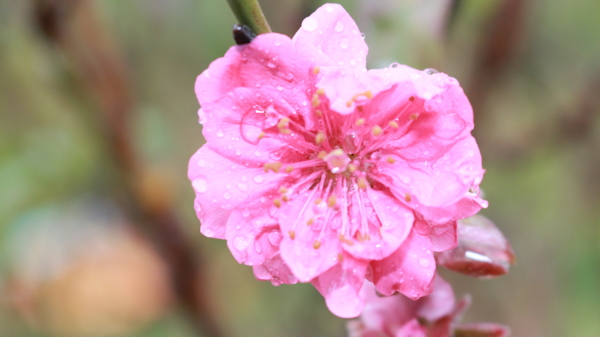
left=226, top=0, right=271, bottom=35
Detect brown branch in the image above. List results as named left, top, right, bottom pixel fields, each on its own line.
left=32, top=1, right=224, bottom=336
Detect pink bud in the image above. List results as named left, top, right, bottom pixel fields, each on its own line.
left=436, top=215, right=515, bottom=278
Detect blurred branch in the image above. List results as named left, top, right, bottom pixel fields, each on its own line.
left=468, top=0, right=529, bottom=118
left=32, top=1, right=224, bottom=336
left=227, top=0, right=271, bottom=35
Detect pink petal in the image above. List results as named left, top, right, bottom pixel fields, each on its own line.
left=371, top=228, right=436, bottom=299
left=292, top=3, right=368, bottom=70
left=436, top=215, right=515, bottom=278
left=395, top=319, right=427, bottom=337
left=188, top=146, right=286, bottom=239
left=225, top=207, right=279, bottom=266
left=253, top=254, right=298, bottom=286
left=415, top=274, right=455, bottom=322
left=381, top=137, right=484, bottom=209
left=278, top=193, right=342, bottom=282
left=342, top=188, right=414, bottom=260
left=311, top=253, right=369, bottom=318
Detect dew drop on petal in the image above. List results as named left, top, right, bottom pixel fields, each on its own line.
left=242, top=209, right=251, bottom=217
left=235, top=149, right=242, bottom=156
left=197, top=159, right=206, bottom=167
left=268, top=230, right=282, bottom=246
left=419, top=258, right=430, bottom=267
left=424, top=68, right=439, bottom=75
left=334, top=20, right=344, bottom=32
left=198, top=109, right=206, bottom=124
left=192, top=178, right=208, bottom=193
left=216, top=129, right=225, bottom=137
left=276, top=85, right=284, bottom=91
left=237, top=183, right=248, bottom=192
left=253, top=175, right=264, bottom=184
left=267, top=62, right=276, bottom=69
left=233, top=235, right=251, bottom=251
left=274, top=40, right=281, bottom=46
left=339, top=37, right=349, bottom=49
left=223, top=192, right=231, bottom=200
left=361, top=32, right=366, bottom=39
left=254, top=240, right=263, bottom=253
left=301, top=17, right=318, bottom=32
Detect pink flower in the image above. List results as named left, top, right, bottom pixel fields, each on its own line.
left=189, top=3, right=485, bottom=317
left=347, top=276, right=511, bottom=337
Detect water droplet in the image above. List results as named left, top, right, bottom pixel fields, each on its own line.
left=197, top=159, right=206, bottom=167
left=325, top=4, right=334, bottom=12
left=242, top=209, right=251, bottom=217
left=285, top=72, right=294, bottom=81
left=223, top=192, right=231, bottom=200
left=343, top=130, right=359, bottom=154
left=235, top=149, right=241, bottom=156
left=237, top=183, right=248, bottom=192
left=254, top=150, right=261, bottom=157
left=361, top=32, right=366, bottom=39
left=254, top=240, right=263, bottom=253
left=233, top=235, right=251, bottom=251
left=192, top=178, right=208, bottom=193
left=339, top=37, right=349, bottom=49
left=274, top=40, right=281, bottom=46
left=390, top=62, right=400, bottom=68
left=301, top=17, right=318, bottom=32
left=419, top=258, right=430, bottom=267
left=370, top=151, right=382, bottom=160
left=216, top=129, right=225, bottom=137
left=268, top=230, right=282, bottom=246
left=267, top=62, right=276, bottom=69
left=324, top=149, right=350, bottom=174
left=334, top=20, right=344, bottom=32
left=276, top=85, right=284, bottom=91
left=424, top=68, right=439, bottom=75
left=198, top=109, right=206, bottom=124
left=253, top=175, right=264, bottom=184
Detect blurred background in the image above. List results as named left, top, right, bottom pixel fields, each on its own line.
left=1, top=0, right=599, bottom=336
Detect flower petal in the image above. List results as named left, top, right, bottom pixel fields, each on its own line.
left=278, top=193, right=342, bottom=282
left=253, top=254, right=298, bottom=286
left=311, top=253, right=369, bottom=318
left=188, top=146, right=286, bottom=239
left=342, top=188, right=414, bottom=260
left=293, top=3, right=368, bottom=70
left=416, top=275, right=455, bottom=322
left=371, top=228, right=436, bottom=299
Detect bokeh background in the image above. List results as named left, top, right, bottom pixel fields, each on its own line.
left=1, top=0, right=599, bottom=336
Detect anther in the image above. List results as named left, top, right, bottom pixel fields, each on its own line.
left=327, top=195, right=337, bottom=208
left=386, top=156, right=396, bottom=164
left=346, top=101, right=353, bottom=108
left=388, top=120, right=399, bottom=128
left=280, top=128, right=291, bottom=134
left=364, top=90, right=373, bottom=99
left=279, top=187, right=288, bottom=194
left=372, top=125, right=383, bottom=136
left=338, top=234, right=354, bottom=246
left=348, top=163, right=357, bottom=173
left=317, top=151, right=327, bottom=159
left=263, top=161, right=282, bottom=173
left=316, top=88, right=325, bottom=95
left=313, top=66, right=320, bottom=75
left=315, top=131, right=326, bottom=145
left=273, top=198, right=282, bottom=208
left=277, top=117, right=290, bottom=129
left=288, top=231, right=296, bottom=239
left=404, top=193, right=412, bottom=202
left=312, top=94, right=321, bottom=108
left=282, top=195, right=289, bottom=202
left=355, top=118, right=365, bottom=126
left=307, top=218, right=315, bottom=226
left=357, top=176, right=367, bottom=190
left=313, top=241, right=321, bottom=249
left=315, top=109, right=323, bottom=117
left=337, top=253, right=344, bottom=261
left=410, top=114, right=419, bottom=120
left=284, top=166, right=294, bottom=173
left=409, top=96, right=415, bottom=102
left=257, top=131, right=266, bottom=140
left=314, top=198, right=323, bottom=205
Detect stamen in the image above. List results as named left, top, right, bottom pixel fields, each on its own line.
left=357, top=176, right=368, bottom=190
left=263, top=161, right=282, bottom=173
left=409, top=96, right=415, bottom=102
left=257, top=131, right=266, bottom=139
left=307, top=218, right=315, bottom=226
left=315, top=109, right=323, bottom=117
left=277, top=117, right=290, bottom=129
left=317, top=151, right=327, bottom=159
left=279, top=187, right=288, bottom=194
left=315, top=131, right=326, bottom=145
left=410, top=113, right=419, bottom=120
left=273, top=198, right=282, bottom=208
left=338, top=234, right=354, bottom=246
left=355, top=118, right=365, bottom=126
left=346, top=101, right=353, bottom=108
left=372, top=125, right=383, bottom=136
left=288, top=231, right=296, bottom=239
left=281, top=195, right=289, bottom=202
left=388, top=120, right=399, bottom=128
left=316, top=88, right=325, bottom=95
left=348, top=163, right=357, bottom=173
left=404, top=193, right=412, bottom=202
left=312, top=94, right=321, bottom=108
left=313, top=241, right=321, bottom=249
left=327, top=195, right=337, bottom=208
left=314, top=198, right=323, bottom=205
left=386, top=156, right=396, bottom=164
left=313, top=66, right=320, bottom=75
left=285, top=166, right=294, bottom=173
